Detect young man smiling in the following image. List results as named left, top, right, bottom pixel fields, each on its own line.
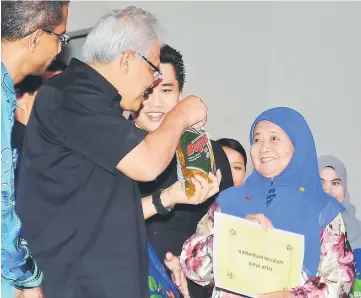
left=132, top=44, right=234, bottom=298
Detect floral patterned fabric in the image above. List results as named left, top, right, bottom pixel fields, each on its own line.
left=180, top=202, right=355, bottom=298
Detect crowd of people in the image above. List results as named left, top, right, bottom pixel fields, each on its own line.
left=1, top=2, right=359, bottom=298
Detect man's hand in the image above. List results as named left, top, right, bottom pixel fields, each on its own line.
left=15, top=287, right=44, bottom=298
left=164, top=252, right=190, bottom=298
left=173, top=95, right=208, bottom=128
left=15, top=289, right=24, bottom=298
left=161, top=169, right=222, bottom=207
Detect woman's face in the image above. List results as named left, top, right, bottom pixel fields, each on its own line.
left=320, top=167, right=345, bottom=203
left=250, top=121, right=294, bottom=179
left=222, top=146, right=246, bottom=187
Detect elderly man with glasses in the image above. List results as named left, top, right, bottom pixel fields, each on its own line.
left=1, top=2, right=69, bottom=298
left=15, top=6, right=214, bottom=298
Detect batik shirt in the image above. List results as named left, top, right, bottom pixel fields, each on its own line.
left=1, top=62, right=43, bottom=296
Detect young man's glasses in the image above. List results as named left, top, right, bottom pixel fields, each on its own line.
left=21, top=29, right=70, bottom=46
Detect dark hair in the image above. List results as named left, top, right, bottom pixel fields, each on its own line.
left=15, top=75, right=43, bottom=96
left=160, top=44, right=185, bottom=91
left=1, top=1, right=69, bottom=41
left=47, top=59, right=67, bottom=72
left=216, top=138, right=248, bottom=167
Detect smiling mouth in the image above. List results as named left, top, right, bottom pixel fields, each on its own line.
left=261, top=157, right=276, bottom=163
left=146, top=112, right=164, bottom=121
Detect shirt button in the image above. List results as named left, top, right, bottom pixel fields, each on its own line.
left=153, top=231, right=158, bottom=236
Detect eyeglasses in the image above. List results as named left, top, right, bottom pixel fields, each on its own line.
left=21, top=29, right=70, bottom=46
left=136, top=52, right=162, bottom=81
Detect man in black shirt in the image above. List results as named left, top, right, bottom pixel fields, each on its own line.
left=131, top=45, right=234, bottom=297
left=12, top=62, right=67, bottom=183
left=16, top=7, right=214, bottom=298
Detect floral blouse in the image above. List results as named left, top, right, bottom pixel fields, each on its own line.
left=180, top=202, right=355, bottom=298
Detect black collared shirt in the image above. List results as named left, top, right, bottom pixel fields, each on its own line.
left=142, top=140, right=233, bottom=298
left=16, top=58, right=148, bottom=298
left=11, top=120, right=26, bottom=184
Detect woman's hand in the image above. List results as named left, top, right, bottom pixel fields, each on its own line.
left=245, top=213, right=273, bottom=231
left=257, top=290, right=292, bottom=298
left=162, top=169, right=222, bottom=206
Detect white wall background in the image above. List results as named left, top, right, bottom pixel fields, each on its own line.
left=65, top=1, right=361, bottom=219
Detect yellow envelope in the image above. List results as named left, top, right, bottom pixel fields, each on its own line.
left=213, top=212, right=304, bottom=297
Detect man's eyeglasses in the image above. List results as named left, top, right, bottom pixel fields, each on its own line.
left=136, top=52, right=162, bottom=81
left=21, top=29, right=70, bottom=46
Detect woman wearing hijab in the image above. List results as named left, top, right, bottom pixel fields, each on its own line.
left=318, top=155, right=361, bottom=294
left=318, top=155, right=361, bottom=251
left=180, top=107, right=355, bottom=298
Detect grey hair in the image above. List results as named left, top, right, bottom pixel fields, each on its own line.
left=83, top=6, right=162, bottom=64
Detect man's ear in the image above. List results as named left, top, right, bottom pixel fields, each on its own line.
left=28, top=29, right=43, bottom=52
left=120, top=50, right=136, bottom=75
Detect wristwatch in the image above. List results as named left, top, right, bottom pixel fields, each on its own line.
left=152, top=189, right=174, bottom=215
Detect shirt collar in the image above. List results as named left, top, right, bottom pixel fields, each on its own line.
left=1, top=62, right=15, bottom=93
left=67, top=58, right=121, bottom=101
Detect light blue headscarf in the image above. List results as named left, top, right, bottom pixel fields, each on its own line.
left=318, top=155, right=361, bottom=250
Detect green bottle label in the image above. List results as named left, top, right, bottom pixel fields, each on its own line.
left=179, top=129, right=214, bottom=174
